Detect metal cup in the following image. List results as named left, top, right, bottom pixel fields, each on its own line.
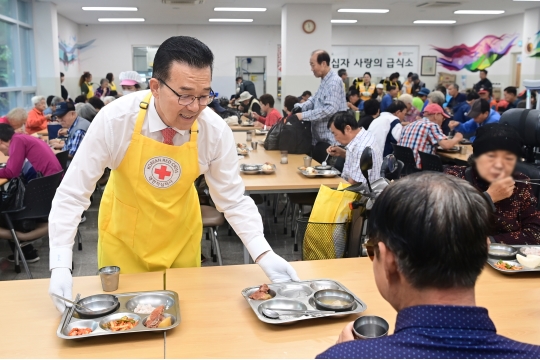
left=460, top=146, right=467, bottom=154
left=352, top=315, right=389, bottom=340
left=303, top=156, right=313, bottom=167
left=251, top=141, right=258, bottom=150
left=98, top=266, right=120, bottom=292
left=280, top=150, right=288, bottom=164
left=246, top=131, right=253, bottom=142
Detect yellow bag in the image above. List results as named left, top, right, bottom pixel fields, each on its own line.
left=302, top=184, right=359, bottom=260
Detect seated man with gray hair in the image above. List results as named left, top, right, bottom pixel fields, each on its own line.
left=318, top=172, right=540, bottom=359
left=26, top=95, right=51, bottom=135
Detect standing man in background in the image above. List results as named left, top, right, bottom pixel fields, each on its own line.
left=474, top=70, right=493, bottom=95
left=294, top=50, right=347, bottom=149
left=338, top=69, right=348, bottom=93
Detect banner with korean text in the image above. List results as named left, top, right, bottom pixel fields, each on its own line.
left=331, top=45, right=419, bottom=79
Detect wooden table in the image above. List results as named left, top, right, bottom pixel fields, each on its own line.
left=0, top=271, right=165, bottom=358
left=437, top=144, right=473, bottom=164
left=164, top=258, right=540, bottom=358
left=233, top=132, right=343, bottom=194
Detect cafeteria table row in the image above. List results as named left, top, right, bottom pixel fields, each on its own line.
left=232, top=131, right=343, bottom=263
left=1, top=259, right=539, bottom=358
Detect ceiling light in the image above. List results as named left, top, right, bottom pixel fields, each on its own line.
left=209, top=18, right=254, bottom=22
left=513, top=0, right=540, bottom=2
left=414, top=20, right=457, bottom=24
left=331, top=19, right=358, bottom=23
left=98, top=18, right=145, bottom=22
left=454, top=10, right=505, bottom=14
left=338, top=9, right=389, bottom=13
left=214, top=7, right=266, bottom=12
left=82, top=7, right=138, bottom=11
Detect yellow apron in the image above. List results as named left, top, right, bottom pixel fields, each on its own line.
left=403, top=81, right=412, bottom=95
left=359, top=83, right=375, bottom=101
left=97, top=92, right=202, bottom=273
left=109, top=82, right=117, bottom=92
left=85, top=82, right=94, bottom=99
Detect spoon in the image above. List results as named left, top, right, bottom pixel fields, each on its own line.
left=50, top=293, right=94, bottom=312
left=321, top=153, right=330, bottom=167
left=262, top=308, right=335, bottom=319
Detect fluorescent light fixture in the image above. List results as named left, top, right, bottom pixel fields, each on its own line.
left=209, top=18, right=253, bottom=22
left=82, top=7, right=138, bottom=11
left=454, top=10, right=505, bottom=14
left=338, top=9, right=389, bottom=13
left=214, top=7, right=266, bottom=12
left=514, top=0, right=540, bottom=2
left=331, top=19, right=358, bottom=23
left=98, top=18, right=145, bottom=22
left=414, top=20, right=457, bottom=24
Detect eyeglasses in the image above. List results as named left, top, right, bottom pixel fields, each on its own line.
left=365, top=237, right=377, bottom=261
left=158, top=79, right=215, bottom=106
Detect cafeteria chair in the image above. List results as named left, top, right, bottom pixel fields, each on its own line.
left=0, top=171, right=63, bottom=278
left=392, top=144, right=421, bottom=176
left=201, top=205, right=225, bottom=265
left=418, top=151, right=444, bottom=172
left=55, top=151, right=69, bottom=172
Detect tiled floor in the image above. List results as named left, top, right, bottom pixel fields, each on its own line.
left=0, top=192, right=304, bottom=281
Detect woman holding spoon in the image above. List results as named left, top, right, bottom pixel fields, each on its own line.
left=445, top=123, right=540, bottom=245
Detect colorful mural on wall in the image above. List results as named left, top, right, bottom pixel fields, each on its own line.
left=432, top=34, right=519, bottom=72
left=59, top=37, right=95, bottom=70
left=526, top=31, right=540, bottom=58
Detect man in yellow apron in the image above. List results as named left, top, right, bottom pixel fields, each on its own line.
left=48, top=36, right=299, bottom=312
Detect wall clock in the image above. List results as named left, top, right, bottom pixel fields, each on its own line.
left=302, top=20, right=316, bottom=34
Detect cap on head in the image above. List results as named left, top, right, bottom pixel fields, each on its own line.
left=473, top=123, right=523, bottom=158
left=52, top=102, right=76, bottom=117
left=376, top=84, right=384, bottom=89
left=119, top=71, right=141, bottom=86
left=418, top=88, right=430, bottom=96
left=424, top=103, right=450, bottom=118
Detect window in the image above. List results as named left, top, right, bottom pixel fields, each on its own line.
left=0, top=0, right=34, bottom=116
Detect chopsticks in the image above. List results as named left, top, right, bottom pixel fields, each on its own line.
left=514, top=179, right=540, bottom=186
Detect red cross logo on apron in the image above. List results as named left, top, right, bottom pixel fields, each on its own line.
left=144, top=157, right=182, bottom=189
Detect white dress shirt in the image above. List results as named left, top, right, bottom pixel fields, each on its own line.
left=49, top=90, right=272, bottom=270
left=367, top=112, right=403, bottom=158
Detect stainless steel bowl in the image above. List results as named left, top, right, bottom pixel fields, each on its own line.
left=353, top=315, right=389, bottom=339
left=258, top=299, right=308, bottom=321
left=99, top=312, right=141, bottom=331
left=313, top=289, right=355, bottom=311
left=125, top=293, right=175, bottom=313
left=320, top=170, right=339, bottom=178
left=315, top=165, right=332, bottom=170
left=277, top=284, right=312, bottom=298
left=309, top=281, right=340, bottom=291
left=240, top=164, right=260, bottom=174
left=488, top=244, right=517, bottom=260
left=62, top=319, right=99, bottom=336
left=76, top=294, right=119, bottom=318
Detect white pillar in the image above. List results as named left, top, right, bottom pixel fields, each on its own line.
left=522, top=7, right=540, bottom=82
left=33, top=1, right=60, bottom=96
left=281, top=4, right=332, bottom=99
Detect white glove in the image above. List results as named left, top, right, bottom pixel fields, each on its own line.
left=257, top=251, right=300, bottom=283
left=49, top=267, right=73, bottom=313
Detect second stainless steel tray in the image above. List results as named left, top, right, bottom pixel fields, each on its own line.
left=487, top=245, right=540, bottom=274
left=56, top=290, right=180, bottom=340
left=241, top=279, right=366, bottom=324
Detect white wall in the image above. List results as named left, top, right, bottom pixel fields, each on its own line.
left=451, top=14, right=524, bottom=92
left=57, top=14, right=79, bottom=97
left=332, top=25, right=454, bottom=90
left=77, top=24, right=280, bottom=105
left=33, top=1, right=60, bottom=97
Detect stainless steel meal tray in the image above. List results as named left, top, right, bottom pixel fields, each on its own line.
left=487, top=245, right=540, bottom=274
left=297, top=167, right=341, bottom=178
left=241, top=279, right=367, bottom=324
left=240, top=164, right=276, bottom=175
left=57, top=290, right=180, bottom=340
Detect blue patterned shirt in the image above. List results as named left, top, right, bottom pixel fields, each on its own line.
left=62, top=117, right=87, bottom=157
left=317, top=305, right=540, bottom=359
left=296, top=71, right=347, bottom=145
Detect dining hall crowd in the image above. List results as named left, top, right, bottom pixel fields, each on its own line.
left=0, top=38, right=539, bottom=358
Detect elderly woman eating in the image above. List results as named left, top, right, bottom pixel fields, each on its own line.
left=445, top=123, right=540, bottom=245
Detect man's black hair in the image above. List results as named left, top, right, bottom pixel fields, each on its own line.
left=0, top=124, right=15, bottom=142
left=368, top=172, right=491, bottom=288
left=153, top=36, right=214, bottom=81
left=327, top=111, right=359, bottom=133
